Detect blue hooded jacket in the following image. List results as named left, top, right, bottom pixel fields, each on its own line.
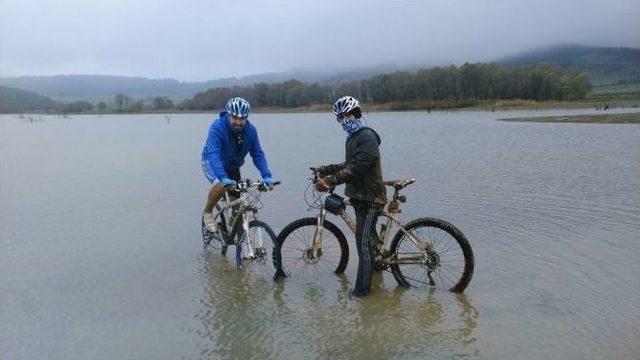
left=201, top=111, right=272, bottom=182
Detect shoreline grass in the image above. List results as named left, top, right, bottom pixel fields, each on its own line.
left=5, top=100, right=639, bottom=116
left=498, top=112, right=640, bottom=124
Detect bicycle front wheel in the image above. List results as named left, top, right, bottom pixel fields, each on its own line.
left=235, top=220, right=278, bottom=278
left=274, top=217, right=349, bottom=280
left=389, top=218, right=474, bottom=293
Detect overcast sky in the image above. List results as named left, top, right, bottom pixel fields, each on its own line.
left=1, top=0, right=638, bottom=81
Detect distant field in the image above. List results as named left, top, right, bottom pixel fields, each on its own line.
left=498, top=112, right=640, bottom=123
left=589, top=83, right=640, bottom=99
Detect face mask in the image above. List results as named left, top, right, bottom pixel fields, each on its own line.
left=340, top=118, right=366, bottom=136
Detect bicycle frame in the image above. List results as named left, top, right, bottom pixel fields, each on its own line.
left=214, top=187, right=264, bottom=265
left=215, top=192, right=259, bottom=237
left=309, top=190, right=432, bottom=265
left=280, top=172, right=472, bottom=291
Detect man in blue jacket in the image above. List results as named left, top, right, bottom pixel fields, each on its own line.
left=201, top=97, right=275, bottom=232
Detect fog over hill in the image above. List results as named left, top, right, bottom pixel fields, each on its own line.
left=1, top=45, right=637, bottom=103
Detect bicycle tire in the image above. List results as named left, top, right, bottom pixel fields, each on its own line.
left=274, top=217, right=349, bottom=279
left=389, top=217, right=474, bottom=293
left=234, top=220, right=278, bottom=275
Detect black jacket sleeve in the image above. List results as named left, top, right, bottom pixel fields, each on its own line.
left=318, top=163, right=345, bottom=176
left=331, top=130, right=380, bottom=185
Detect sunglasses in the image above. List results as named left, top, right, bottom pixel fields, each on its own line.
left=336, top=113, right=352, bottom=121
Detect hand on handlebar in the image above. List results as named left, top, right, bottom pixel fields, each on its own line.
left=221, top=178, right=237, bottom=188
left=314, top=177, right=331, bottom=192
left=262, top=177, right=276, bottom=191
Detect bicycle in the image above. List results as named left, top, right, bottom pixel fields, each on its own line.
left=273, top=169, right=474, bottom=293
left=201, top=179, right=280, bottom=272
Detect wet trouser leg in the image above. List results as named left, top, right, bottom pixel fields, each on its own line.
left=352, top=200, right=381, bottom=297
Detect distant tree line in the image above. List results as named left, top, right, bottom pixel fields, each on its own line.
left=180, top=62, right=591, bottom=110
left=2, top=62, right=591, bottom=114
left=180, top=80, right=331, bottom=110
left=44, top=94, right=174, bottom=114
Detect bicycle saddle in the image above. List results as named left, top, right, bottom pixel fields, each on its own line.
left=383, top=178, right=416, bottom=189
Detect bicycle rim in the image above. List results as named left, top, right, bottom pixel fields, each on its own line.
left=277, top=218, right=349, bottom=281
left=237, top=221, right=277, bottom=281
left=391, top=218, right=473, bottom=292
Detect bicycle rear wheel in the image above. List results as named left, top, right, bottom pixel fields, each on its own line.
left=274, top=217, right=349, bottom=280
left=389, top=218, right=474, bottom=293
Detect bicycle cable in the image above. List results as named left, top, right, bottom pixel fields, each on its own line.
left=304, top=179, right=324, bottom=212
left=245, top=187, right=264, bottom=210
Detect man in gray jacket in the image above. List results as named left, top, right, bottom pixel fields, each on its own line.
left=315, top=96, right=387, bottom=297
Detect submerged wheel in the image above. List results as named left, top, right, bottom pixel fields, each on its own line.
left=274, top=217, right=349, bottom=280
left=235, top=220, right=278, bottom=279
left=389, top=218, right=474, bottom=292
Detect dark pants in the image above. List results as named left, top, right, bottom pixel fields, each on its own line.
left=351, top=199, right=382, bottom=297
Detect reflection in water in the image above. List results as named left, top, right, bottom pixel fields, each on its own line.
left=195, top=250, right=279, bottom=359
left=194, top=250, right=479, bottom=359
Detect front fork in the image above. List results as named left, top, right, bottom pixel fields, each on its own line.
left=235, top=213, right=256, bottom=268
left=310, top=209, right=327, bottom=259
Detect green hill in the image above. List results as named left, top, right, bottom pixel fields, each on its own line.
left=502, top=45, right=640, bottom=85
left=0, top=86, right=55, bottom=113
left=0, top=75, right=207, bottom=103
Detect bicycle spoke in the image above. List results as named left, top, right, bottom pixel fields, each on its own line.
left=278, top=223, right=346, bottom=280
left=391, top=221, right=470, bottom=291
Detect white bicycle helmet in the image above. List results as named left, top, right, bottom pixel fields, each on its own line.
left=333, top=96, right=360, bottom=116
left=225, top=97, right=251, bottom=118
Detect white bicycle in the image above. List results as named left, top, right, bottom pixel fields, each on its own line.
left=202, top=179, right=280, bottom=272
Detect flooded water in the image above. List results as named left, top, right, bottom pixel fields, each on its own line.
left=2, top=109, right=639, bottom=359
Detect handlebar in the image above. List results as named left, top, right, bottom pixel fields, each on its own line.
left=309, top=167, right=336, bottom=193
left=223, top=179, right=281, bottom=192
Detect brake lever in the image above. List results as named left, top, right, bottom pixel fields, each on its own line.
left=257, top=180, right=280, bottom=192
left=309, top=169, right=320, bottom=183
